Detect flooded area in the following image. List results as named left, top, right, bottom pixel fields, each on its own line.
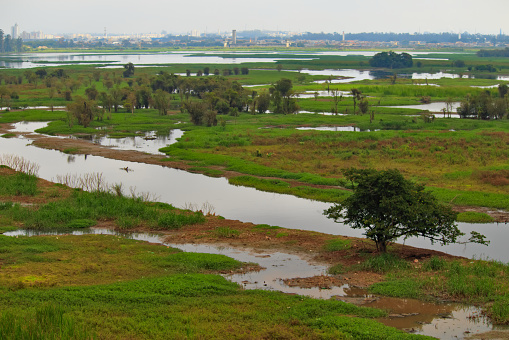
left=2, top=121, right=509, bottom=263
left=76, top=129, right=184, bottom=155
left=4, top=228, right=503, bottom=339
left=384, top=102, right=461, bottom=117
left=0, top=51, right=315, bottom=69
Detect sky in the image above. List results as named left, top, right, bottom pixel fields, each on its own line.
left=1, top=0, right=508, bottom=36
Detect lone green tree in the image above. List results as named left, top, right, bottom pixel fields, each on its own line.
left=324, top=168, right=485, bottom=253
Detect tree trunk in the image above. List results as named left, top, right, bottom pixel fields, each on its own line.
left=376, top=240, right=387, bottom=253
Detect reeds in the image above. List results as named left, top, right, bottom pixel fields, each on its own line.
left=0, top=154, right=40, bottom=176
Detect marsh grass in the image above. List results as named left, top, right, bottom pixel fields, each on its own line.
left=456, top=211, right=495, bottom=223
left=0, top=231, right=430, bottom=339
left=324, top=238, right=351, bottom=252
left=212, top=226, right=241, bottom=238
left=4, top=189, right=205, bottom=231
left=360, top=253, right=411, bottom=273
left=0, top=172, right=38, bottom=196
left=0, top=305, right=95, bottom=340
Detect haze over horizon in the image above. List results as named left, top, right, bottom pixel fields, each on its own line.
left=2, top=0, right=508, bottom=36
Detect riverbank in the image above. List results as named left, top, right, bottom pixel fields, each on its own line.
left=4, top=121, right=508, bottom=223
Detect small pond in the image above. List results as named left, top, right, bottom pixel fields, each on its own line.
left=76, top=129, right=184, bottom=155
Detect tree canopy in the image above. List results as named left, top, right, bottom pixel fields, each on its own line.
left=324, top=168, right=463, bottom=252
left=369, top=51, right=413, bottom=69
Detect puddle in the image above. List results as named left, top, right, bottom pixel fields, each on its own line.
left=4, top=228, right=503, bottom=339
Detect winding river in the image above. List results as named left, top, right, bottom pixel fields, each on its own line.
left=2, top=121, right=508, bottom=262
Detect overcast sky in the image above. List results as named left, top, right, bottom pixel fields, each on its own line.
left=1, top=0, right=508, bottom=36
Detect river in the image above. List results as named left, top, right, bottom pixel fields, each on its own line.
left=1, top=122, right=507, bottom=262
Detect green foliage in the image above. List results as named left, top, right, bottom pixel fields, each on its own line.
left=369, top=51, right=413, bottom=69
left=423, top=256, right=446, bottom=271
left=156, top=211, right=205, bottom=230
left=0, top=304, right=95, bottom=340
left=2, top=190, right=205, bottom=231
left=361, top=253, right=410, bottom=273
left=213, top=226, right=241, bottom=238
left=0, top=173, right=38, bottom=196
left=328, top=263, right=345, bottom=275
left=66, top=219, right=97, bottom=229
left=369, top=279, right=422, bottom=299
left=325, top=168, right=461, bottom=252
left=456, top=211, right=495, bottom=223
left=308, top=315, right=433, bottom=339
left=150, top=252, right=246, bottom=272
left=324, top=239, right=351, bottom=252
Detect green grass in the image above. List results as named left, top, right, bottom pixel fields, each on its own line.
left=0, top=173, right=38, bottom=196
left=212, top=226, right=241, bottom=238
left=2, top=189, right=205, bottom=231
left=324, top=238, right=352, bottom=252
left=0, top=232, right=434, bottom=339
left=456, top=211, right=495, bottom=223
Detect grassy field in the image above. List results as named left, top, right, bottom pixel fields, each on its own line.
left=0, top=162, right=508, bottom=340
left=0, top=166, right=445, bottom=340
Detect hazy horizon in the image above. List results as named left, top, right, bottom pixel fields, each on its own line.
left=2, top=0, right=508, bottom=36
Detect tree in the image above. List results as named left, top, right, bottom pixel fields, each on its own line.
left=153, top=89, right=171, bottom=115
left=350, top=88, right=362, bottom=114
left=123, top=62, right=135, bottom=78
left=0, top=29, right=4, bottom=53
left=67, top=96, right=98, bottom=128
left=369, top=51, right=413, bottom=69
left=324, top=168, right=484, bottom=253
left=270, top=78, right=299, bottom=114
left=256, top=92, right=271, bottom=114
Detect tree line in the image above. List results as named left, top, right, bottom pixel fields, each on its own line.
left=457, top=85, right=508, bottom=119
left=0, top=63, right=303, bottom=127
left=0, top=29, right=23, bottom=53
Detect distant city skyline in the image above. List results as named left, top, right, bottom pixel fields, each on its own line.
left=1, top=0, right=508, bottom=37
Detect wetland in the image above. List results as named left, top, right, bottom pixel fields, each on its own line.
left=1, top=47, right=509, bottom=339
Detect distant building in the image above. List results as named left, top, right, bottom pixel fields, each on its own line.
left=232, top=30, right=237, bottom=44
left=191, top=30, right=200, bottom=37
left=11, top=23, right=19, bottom=39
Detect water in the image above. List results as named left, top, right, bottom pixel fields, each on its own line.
left=385, top=102, right=461, bottom=114
left=77, top=129, right=184, bottom=155
left=0, top=51, right=315, bottom=69
left=1, top=121, right=508, bottom=262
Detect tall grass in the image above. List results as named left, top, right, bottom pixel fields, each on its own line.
left=5, top=189, right=205, bottom=231
left=0, top=172, right=38, bottom=196
left=0, top=304, right=95, bottom=340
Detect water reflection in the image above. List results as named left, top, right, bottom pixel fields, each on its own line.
left=2, top=122, right=508, bottom=262
left=75, top=129, right=184, bottom=155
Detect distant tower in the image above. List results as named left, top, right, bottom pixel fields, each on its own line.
left=342, top=31, right=345, bottom=41
left=232, top=30, right=237, bottom=45
left=11, top=23, right=19, bottom=39
left=104, top=27, right=107, bottom=39
left=458, top=32, right=461, bottom=40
